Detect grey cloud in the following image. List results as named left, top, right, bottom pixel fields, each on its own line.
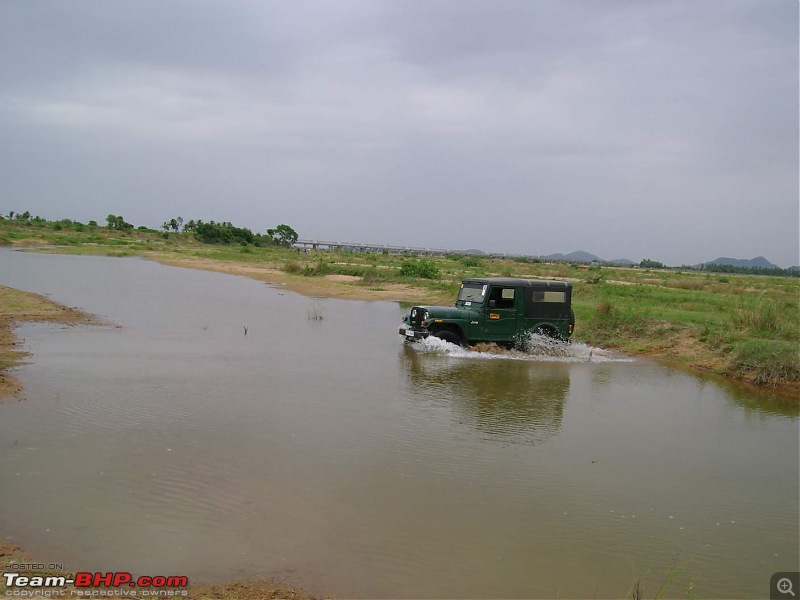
left=0, top=0, right=796, bottom=266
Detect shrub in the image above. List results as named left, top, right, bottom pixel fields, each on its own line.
left=361, top=266, right=385, bottom=285
left=400, top=258, right=440, bottom=279
left=583, top=266, right=604, bottom=284
left=596, top=300, right=614, bottom=317
left=735, top=296, right=797, bottom=340
left=299, top=259, right=332, bottom=277
left=458, top=255, right=483, bottom=268
left=283, top=260, right=302, bottom=274
left=729, top=339, right=800, bottom=385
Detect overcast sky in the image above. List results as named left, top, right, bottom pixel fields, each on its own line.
left=1, top=1, right=797, bottom=266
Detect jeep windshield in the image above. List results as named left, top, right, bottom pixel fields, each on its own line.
left=456, top=282, right=487, bottom=305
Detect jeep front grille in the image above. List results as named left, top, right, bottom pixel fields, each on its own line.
left=409, top=307, right=427, bottom=328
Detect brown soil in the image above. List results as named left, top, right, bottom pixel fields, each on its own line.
left=188, top=580, right=316, bottom=600
left=0, top=542, right=317, bottom=600
left=0, top=285, right=97, bottom=401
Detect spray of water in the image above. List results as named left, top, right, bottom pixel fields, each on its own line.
left=407, top=329, right=633, bottom=363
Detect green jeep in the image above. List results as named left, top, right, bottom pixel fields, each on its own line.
left=399, top=278, right=574, bottom=347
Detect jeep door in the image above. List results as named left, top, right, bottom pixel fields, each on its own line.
left=482, top=285, right=519, bottom=340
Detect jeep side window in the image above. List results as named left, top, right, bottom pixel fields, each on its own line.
left=488, top=287, right=515, bottom=309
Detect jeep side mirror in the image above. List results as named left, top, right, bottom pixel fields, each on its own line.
left=489, top=299, right=496, bottom=308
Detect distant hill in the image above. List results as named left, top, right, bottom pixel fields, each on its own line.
left=608, top=258, right=636, bottom=265
left=698, top=256, right=779, bottom=269
left=545, top=250, right=601, bottom=263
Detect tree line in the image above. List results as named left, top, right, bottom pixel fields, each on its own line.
left=163, top=217, right=298, bottom=247
left=1, top=211, right=299, bottom=248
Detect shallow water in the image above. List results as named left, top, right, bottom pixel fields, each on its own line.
left=0, top=249, right=797, bottom=599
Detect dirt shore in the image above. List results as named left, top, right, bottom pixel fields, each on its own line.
left=0, top=285, right=97, bottom=400
left=147, top=252, right=446, bottom=304
left=0, top=542, right=317, bottom=600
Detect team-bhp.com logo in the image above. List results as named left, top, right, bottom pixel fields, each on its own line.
left=3, top=572, right=188, bottom=597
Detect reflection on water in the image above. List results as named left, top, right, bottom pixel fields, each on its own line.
left=718, top=379, right=800, bottom=418
left=0, top=249, right=797, bottom=599
left=402, top=344, right=568, bottom=444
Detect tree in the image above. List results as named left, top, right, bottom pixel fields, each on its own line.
left=266, top=224, right=298, bottom=248
left=162, top=217, right=184, bottom=232
left=161, top=217, right=183, bottom=233
left=193, top=220, right=255, bottom=245
left=639, top=258, right=666, bottom=269
left=106, top=214, right=133, bottom=230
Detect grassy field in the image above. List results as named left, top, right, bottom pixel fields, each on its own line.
left=1, top=219, right=798, bottom=392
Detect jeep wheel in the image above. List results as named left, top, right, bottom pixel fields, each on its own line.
left=533, top=325, right=561, bottom=340
left=433, top=330, right=463, bottom=347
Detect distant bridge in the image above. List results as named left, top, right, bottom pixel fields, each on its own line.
left=294, top=239, right=453, bottom=256
left=293, top=239, right=540, bottom=261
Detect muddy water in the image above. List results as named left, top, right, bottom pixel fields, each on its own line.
left=0, top=249, right=797, bottom=599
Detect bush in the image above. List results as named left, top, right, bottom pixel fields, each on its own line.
left=303, top=259, right=331, bottom=276
left=583, top=266, right=604, bottom=284
left=735, top=296, right=798, bottom=340
left=729, top=339, right=800, bottom=385
left=596, top=300, right=615, bottom=317
left=459, top=255, right=483, bottom=268
left=283, top=261, right=302, bottom=274
left=400, top=259, right=440, bottom=279
left=361, top=266, right=386, bottom=285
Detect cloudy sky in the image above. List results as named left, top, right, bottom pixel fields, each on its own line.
left=1, top=0, right=797, bottom=266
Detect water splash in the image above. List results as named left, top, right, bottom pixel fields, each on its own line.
left=407, top=330, right=633, bottom=363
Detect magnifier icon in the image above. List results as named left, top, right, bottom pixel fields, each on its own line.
left=778, top=578, right=796, bottom=597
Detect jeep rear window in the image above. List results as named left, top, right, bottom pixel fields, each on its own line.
left=531, top=291, right=566, bottom=303
left=457, top=283, right=486, bottom=304
left=524, top=288, right=569, bottom=319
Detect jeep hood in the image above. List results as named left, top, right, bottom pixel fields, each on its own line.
left=418, top=305, right=478, bottom=320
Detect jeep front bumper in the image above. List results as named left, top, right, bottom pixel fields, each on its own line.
left=399, top=327, right=429, bottom=340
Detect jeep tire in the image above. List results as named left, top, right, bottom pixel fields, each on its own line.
left=434, top=329, right=463, bottom=347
